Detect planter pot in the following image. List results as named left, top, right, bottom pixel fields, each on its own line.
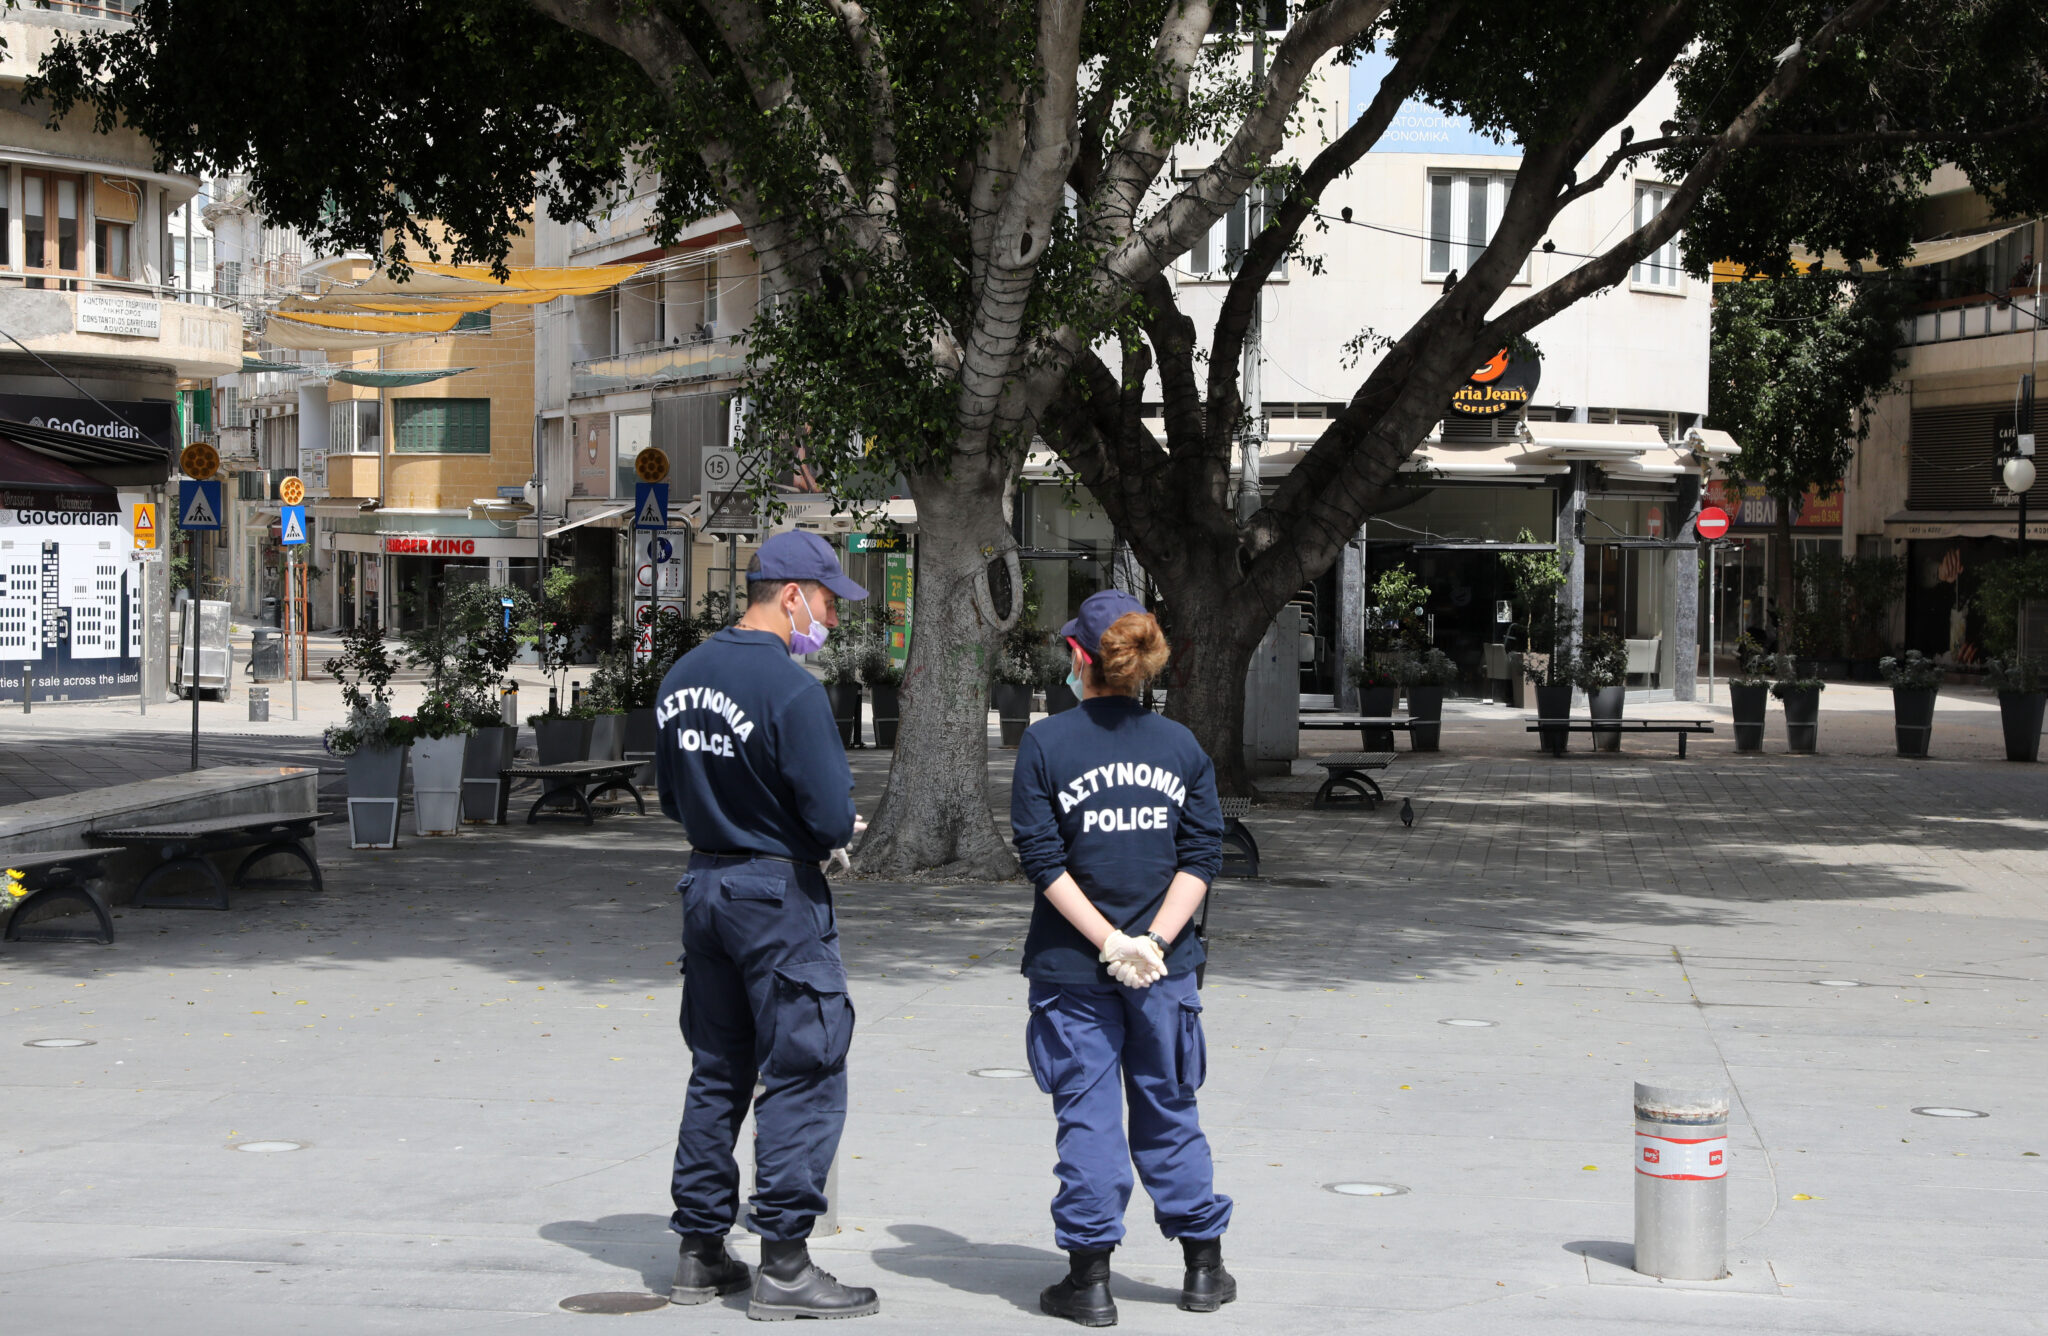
left=825, top=682, right=864, bottom=748
left=1357, top=685, right=1399, bottom=751
left=1778, top=686, right=1821, bottom=753
left=1849, top=657, right=1883, bottom=682
left=1817, top=656, right=1852, bottom=680
left=534, top=716, right=594, bottom=765
left=1891, top=686, right=1937, bottom=759
left=993, top=682, right=1034, bottom=749
left=1998, top=690, right=2046, bottom=762
left=344, top=744, right=407, bottom=849
left=1405, top=686, right=1445, bottom=752
left=1730, top=683, right=1768, bottom=752
left=461, top=725, right=519, bottom=823
left=410, top=732, right=468, bottom=836
left=1533, top=684, right=1574, bottom=755
left=589, top=712, right=627, bottom=761
left=1045, top=681, right=1079, bottom=715
left=869, top=684, right=901, bottom=748
left=1588, top=684, right=1626, bottom=752
left=624, top=706, right=659, bottom=785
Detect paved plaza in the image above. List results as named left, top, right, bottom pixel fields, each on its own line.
left=3, top=709, right=2045, bottom=1334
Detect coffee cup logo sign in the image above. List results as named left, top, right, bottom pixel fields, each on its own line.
left=384, top=537, right=477, bottom=555
left=1448, top=348, right=1542, bottom=416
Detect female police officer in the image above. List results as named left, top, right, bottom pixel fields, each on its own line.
left=1010, top=589, right=1235, bottom=1326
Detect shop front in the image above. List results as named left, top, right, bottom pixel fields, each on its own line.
left=326, top=519, right=542, bottom=633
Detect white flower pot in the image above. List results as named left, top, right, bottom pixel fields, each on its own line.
left=410, top=733, right=468, bottom=836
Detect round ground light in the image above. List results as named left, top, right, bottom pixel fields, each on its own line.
left=24, top=1038, right=95, bottom=1048
left=970, top=1068, right=1032, bottom=1080
left=1911, top=1107, right=1989, bottom=1119
left=231, top=1140, right=306, bottom=1153
left=1324, top=1182, right=1410, bottom=1197
left=1813, top=980, right=1866, bottom=988
left=1438, top=1018, right=1497, bottom=1028
left=559, top=1292, right=670, bottom=1314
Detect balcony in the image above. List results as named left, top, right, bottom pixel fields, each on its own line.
left=572, top=336, right=750, bottom=397
left=0, top=281, right=242, bottom=379
left=1900, top=291, right=2044, bottom=348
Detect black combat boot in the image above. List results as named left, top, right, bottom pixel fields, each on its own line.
left=1177, top=1237, right=1236, bottom=1313
left=1039, top=1247, right=1116, bottom=1327
left=747, top=1237, right=881, bottom=1321
left=670, top=1233, right=751, bottom=1305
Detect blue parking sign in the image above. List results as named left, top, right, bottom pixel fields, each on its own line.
left=178, top=479, right=223, bottom=530
left=634, top=481, right=669, bottom=531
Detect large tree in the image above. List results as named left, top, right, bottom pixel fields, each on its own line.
left=1708, top=271, right=1909, bottom=648
left=36, top=0, right=2048, bottom=873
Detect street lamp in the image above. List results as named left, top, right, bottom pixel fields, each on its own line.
left=2007, top=445, right=2036, bottom=554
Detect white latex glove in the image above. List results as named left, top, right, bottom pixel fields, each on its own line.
left=852, top=815, right=869, bottom=837
left=1101, top=931, right=1166, bottom=988
left=828, top=847, right=852, bottom=876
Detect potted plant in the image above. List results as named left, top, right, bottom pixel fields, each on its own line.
left=405, top=582, right=532, bottom=825
left=583, top=652, right=631, bottom=762
left=1845, top=554, right=1904, bottom=680
left=990, top=642, right=1037, bottom=749
left=1771, top=654, right=1826, bottom=754
left=1396, top=648, right=1457, bottom=752
left=1568, top=631, right=1626, bottom=752
left=528, top=698, right=595, bottom=765
left=857, top=614, right=905, bottom=748
left=407, top=692, right=473, bottom=836
left=1879, top=649, right=1943, bottom=759
left=1500, top=534, right=1565, bottom=712
left=1987, top=652, right=2047, bottom=762
left=1728, top=634, right=1771, bottom=753
left=323, top=621, right=412, bottom=850
left=1348, top=657, right=1401, bottom=751
left=814, top=609, right=864, bottom=748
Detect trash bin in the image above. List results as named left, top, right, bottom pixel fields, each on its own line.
left=260, top=595, right=280, bottom=626
left=249, top=627, right=284, bottom=682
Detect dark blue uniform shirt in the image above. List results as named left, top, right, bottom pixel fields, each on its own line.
left=655, top=627, right=856, bottom=863
left=1010, top=696, right=1224, bottom=983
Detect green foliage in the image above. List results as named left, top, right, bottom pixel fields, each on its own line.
left=322, top=620, right=406, bottom=755
left=402, top=581, right=532, bottom=728
left=1976, top=552, right=2048, bottom=655
left=1500, top=531, right=1566, bottom=664
left=1843, top=555, right=1905, bottom=658
left=1571, top=632, right=1629, bottom=691
left=1768, top=654, right=1827, bottom=696
left=1792, top=548, right=1849, bottom=658
left=1730, top=633, right=1774, bottom=687
left=853, top=611, right=905, bottom=688
left=1348, top=656, right=1399, bottom=691
left=1369, top=565, right=1432, bottom=656
left=588, top=605, right=707, bottom=713
left=1879, top=649, right=1943, bottom=691
left=1986, top=652, right=2047, bottom=694
left=1397, top=648, right=1459, bottom=688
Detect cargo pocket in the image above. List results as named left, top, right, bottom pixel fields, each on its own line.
left=674, top=872, right=697, bottom=897
left=1174, top=993, right=1208, bottom=1091
left=723, top=872, right=786, bottom=903
left=1025, top=992, right=1079, bottom=1095
left=766, top=959, right=854, bottom=1075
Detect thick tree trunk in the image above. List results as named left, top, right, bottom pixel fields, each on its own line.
left=1149, top=559, right=1288, bottom=798
left=854, top=459, right=1021, bottom=880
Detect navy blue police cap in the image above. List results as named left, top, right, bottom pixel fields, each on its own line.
left=747, top=531, right=868, bottom=600
left=1059, top=588, right=1147, bottom=658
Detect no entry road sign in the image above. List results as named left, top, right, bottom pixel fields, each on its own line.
left=1695, top=506, right=1730, bottom=540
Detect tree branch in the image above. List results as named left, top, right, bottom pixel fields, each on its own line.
left=823, top=0, right=901, bottom=224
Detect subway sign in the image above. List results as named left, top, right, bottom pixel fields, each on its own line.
left=384, top=536, right=477, bottom=555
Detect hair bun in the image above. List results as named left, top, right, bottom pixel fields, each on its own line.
left=1096, top=611, right=1170, bottom=695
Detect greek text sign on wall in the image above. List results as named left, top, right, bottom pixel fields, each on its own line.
left=1348, top=52, right=1520, bottom=156
left=75, top=293, right=162, bottom=338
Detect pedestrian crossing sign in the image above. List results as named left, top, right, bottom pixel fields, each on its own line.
left=635, top=481, right=669, bottom=531
left=132, top=502, right=158, bottom=549
left=280, top=504, right=308, bottom=546
left=178, top=478, right=223, bottom=531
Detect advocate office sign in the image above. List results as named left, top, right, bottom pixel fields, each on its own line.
left=1448, top=348, right=1542, bottom=416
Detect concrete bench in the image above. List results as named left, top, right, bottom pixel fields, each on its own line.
left=1217, top=797, right=1260, bottom=879
left=1524, top=718, right=1715, bottom=757
left=86, top=812, right=324, bottom=912
left=3, top=849, right=115, bottom=944
left=498, top=761, right=647, bottom=826
left=1312, top=752, right=1398, bottom=810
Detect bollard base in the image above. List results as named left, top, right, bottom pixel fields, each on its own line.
left=1578, top=1245, right=1782, bottom=1295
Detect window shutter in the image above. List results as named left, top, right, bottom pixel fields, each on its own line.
left=1908, top=404, right=2008, bottom=510
left=93, top=176, right=139, bottom=224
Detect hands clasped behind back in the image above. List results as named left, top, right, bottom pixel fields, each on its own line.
left=1100, top=930, right=1167, bottom=989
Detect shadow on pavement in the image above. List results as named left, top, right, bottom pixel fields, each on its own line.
left=869, top=1222, right=1185, bottom=1313
left=538, top=1211, right=677, bottom=1294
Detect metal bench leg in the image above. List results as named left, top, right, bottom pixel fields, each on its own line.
left=1314, top=771, right=1379, bottom=810
left=1220, top=820, right=1260, bottom=879
left=234, top=839, right=324, bottom=893
left=3, top=885, right=115, bottom=944
left=137, top=854, right=233, bottom=911
left=526, top=786, right=595, bottom=826
left=585, top=779, right=646, bottom=815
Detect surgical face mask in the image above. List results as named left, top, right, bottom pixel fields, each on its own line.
left=1066, top=668, right=1085, bottom=699
left=789, top=597, right=830, bottom=656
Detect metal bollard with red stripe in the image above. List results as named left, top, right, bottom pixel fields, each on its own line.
left=1632, top=1082, right=1728, bottom=1280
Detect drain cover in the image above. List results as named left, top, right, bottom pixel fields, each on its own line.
left=1324, top=1181, right=1409, bottom=1197
left=1910, top=1107, right=1988, bottom=1119
left=559, top=1292, right=670, bottom=1314
left=231, top=1140, right=305, bottom=1153
left=1438, top=1018, right=1497, bottom=1028
left=1813, top=980, right=1866, bottom=988
left=970, top=1068, right=1032, bottom=1080
left=24, top=1038, right=94, bottom=1048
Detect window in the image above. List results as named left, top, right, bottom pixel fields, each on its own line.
left=614, top=411, right=651, bottom=498
left=393, top=398, right=491, bottom=454
left=1426, top=172, right=1515, bottom=279
left=22, top=169, right=84, bottom=287
left=1632, top=184, right=1683, bottom=290
left=95, top=222, right=131, bottom=280
left=1184, top=187, right=1287, bottom=280
left=329, top=398, right=382, bottom=454
left=93, top=176, right=139, bottom=281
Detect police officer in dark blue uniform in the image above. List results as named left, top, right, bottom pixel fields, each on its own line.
left=1010, top=589, right=1235, bottom=1326
left=656, top=530, right=880, bottom=1320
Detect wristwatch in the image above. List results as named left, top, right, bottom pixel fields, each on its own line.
left=1143, top=931, right=1170, bottom=954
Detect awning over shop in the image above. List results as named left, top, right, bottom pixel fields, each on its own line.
left=1715, top=224, right=2029, bottom=281
left=0, top=435, right=120, bottom=511
left=544, top=502, right=633, bottom=537
left=1513, top=421, right=1671, bottom=462
left=1883, top=512, right=2048, bottom=542
left=1404, top=440, right=1568, bottom=479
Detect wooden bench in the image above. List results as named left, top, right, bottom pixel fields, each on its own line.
left=498, top=760, right=647, bottom=826
left=1524, top=718, right=1715, bottom=757
left=85, top=812, right=324, bottom=912
left=1312, top=752, right=1398, bottom=810
left=1218, top=797, right=1260, bottom=879
left=1301, top=715, right=1416, bottom=751
left=3, top=849, right=115, bottom=944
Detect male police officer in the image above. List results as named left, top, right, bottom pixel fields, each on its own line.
left=656, top=530, right=879, bottom=1320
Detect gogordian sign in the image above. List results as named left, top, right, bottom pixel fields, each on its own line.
left=384, top=536, right=477, bottom=555
left=1448, top=348, right=1542, bottom=416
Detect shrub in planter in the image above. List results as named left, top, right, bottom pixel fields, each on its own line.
left=1396, top=649, right=1457, bottom=752
left=1987, top=652, right=2048, bottom=762
left=461, top=692, right=519, bottom=824
left=1573, top=632, right=1629, bottom=752
left=1728, top=634, right=1771, bottom=752
left=990, top=643, right=1037, bottom=749
left=1770, top=655, right=1826, bottom=754
left=324, top=621, right=416, bottom=849
left=1348, top=657, right=1401, bottom=751
left=1879, top=650, right=1943, bottom=759
left=812, top=619, right=865, bottom=748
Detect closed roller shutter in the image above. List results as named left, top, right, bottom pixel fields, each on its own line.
left=1908, top=404, right=2008, bottom=510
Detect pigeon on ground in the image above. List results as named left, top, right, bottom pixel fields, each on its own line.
left=1400, top=798, right=1414, bottom=828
